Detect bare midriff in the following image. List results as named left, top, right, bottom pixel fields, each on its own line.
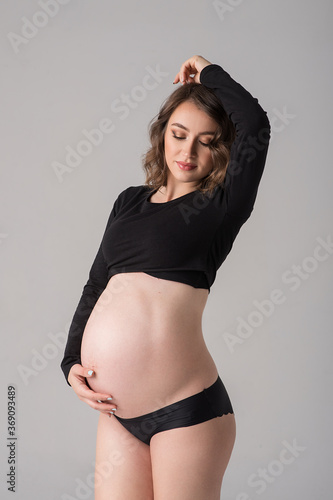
left=80, top=272, right=218, bottom=418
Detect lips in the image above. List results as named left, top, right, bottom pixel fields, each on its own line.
left=176, top=161, right=197, bottom=171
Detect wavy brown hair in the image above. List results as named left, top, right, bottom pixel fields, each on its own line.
left=142, top=83, right=235, bottom=195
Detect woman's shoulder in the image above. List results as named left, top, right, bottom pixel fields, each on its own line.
left=117, top=184, right=149, bottom=199
left=114, top=184, right=150, bottom=209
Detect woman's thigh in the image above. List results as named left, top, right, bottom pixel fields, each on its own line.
left=150, top=413, right=236, bottom=500
left=94, top=413, right=154, bottom=500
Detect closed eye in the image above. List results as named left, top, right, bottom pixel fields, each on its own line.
left=172, top=133, right=186, bottom=140
left=172, top=132, right=211, bottom=147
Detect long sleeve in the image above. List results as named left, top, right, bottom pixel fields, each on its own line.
left=200, top=63, right=270, bottom=220
left=60, top=198, right=119, bottom=386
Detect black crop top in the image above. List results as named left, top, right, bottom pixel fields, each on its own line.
left=61, top=63, right=270, bottom=384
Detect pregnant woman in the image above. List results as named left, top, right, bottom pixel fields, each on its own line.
left=61, top=55, right=270, bottom=499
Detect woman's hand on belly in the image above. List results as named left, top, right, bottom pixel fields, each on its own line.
left=68, top=364, right=117, bottom=416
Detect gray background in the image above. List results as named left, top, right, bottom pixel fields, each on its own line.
left=1, top=1, right=332, bottom=499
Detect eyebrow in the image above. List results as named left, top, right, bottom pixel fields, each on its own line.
left=171, top=122, right=216, bottom=136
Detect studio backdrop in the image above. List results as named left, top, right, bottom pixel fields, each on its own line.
left=1, top=1, right=332, bottom=499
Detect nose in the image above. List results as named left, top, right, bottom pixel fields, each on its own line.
left=182, top=139, right=197, bottom=159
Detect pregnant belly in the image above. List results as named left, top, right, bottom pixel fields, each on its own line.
left=80, top=273, right=216, bottom=417
left=81, top=299, right=157, bottom=414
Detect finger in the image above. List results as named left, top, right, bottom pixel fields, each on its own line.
left=179, top=66, right=189, bottom=84
left=69, top=365, right=95, bottom=386
left=70, top=364, right=94, bottom=378
left=173, top=55, right=199, bottom=85
left=70, top=366, right=113, bottom=399
left=175, top=55, right=211, bottom=85
left=94, top=395, right=118, bottom=414
left=173, top=73, right=180, bottom=84
left=73, top=378, right=113, bottom=401
left=180, top=58, right=199, bottom=79
left=174, top=69, right=187, bottom=84
left=76, top=382, right=112, bottom=404
left=92, top=401, right=117, bottom=412
left=92, top=392, right=114, bottom=402
left=83, top=397, right=117, bottom=414
left=80, top=366, right=96, bottom=379
left=186, top=75, right=195, bottom=84
left=102, top=408, right=117, bottom=416
left=173, top=69, right=193, bottom=85
left=95, top=397, right=117, bottom=410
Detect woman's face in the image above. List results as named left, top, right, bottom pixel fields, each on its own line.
left=164, top=101, right=218, bottom=187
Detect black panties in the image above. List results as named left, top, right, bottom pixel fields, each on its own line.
left=114, top=376, right=233, bottom=445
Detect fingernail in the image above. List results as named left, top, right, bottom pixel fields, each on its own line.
left=87, top=370, right=93, bottom=376
left=111, top=408, right=117, bottom=412
left=107, top=397, right=112, bottom=401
